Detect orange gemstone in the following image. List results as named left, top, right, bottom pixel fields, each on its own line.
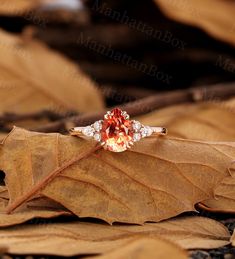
left=101, top=108, right=133, bottom=152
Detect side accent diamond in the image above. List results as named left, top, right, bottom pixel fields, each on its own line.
left=133, top=133, right=141, bottom=142
left=140, top=126, right=153, bottom=137
left=94, top=133, right=101, bottom=141
left=94, top=120, right=103, bottom=131
left=132, top=120, right=142, bottom=131
left=82, top=126, right=95, bottom=137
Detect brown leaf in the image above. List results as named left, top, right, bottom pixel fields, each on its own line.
left=137, top=103, right=235, bottom=141
left=1, top=127, right=235, bottom=224
left=136, top=103, right=191, bottom=129
left=0, top=217, right=230, bottom=256
left=154, top=0, right=235, bottom=46
left=226, top=97, right=235, bottom=109
left=0, top=29, right=104, bottom=115
left=0, top=186, right=71, bottom=227
left=231, top=228, right=235, bottom=247
left=0, top=209, right=70, bottom=228
left=0, top=185, right=9, bottom=200
left=138, top=102, right=235, bottom=213
left=0, top=0, right=41, bottom=15
left=0, top=186, right=9, bottom=206
left=86, top=238, right=188, bottom=259
left=0, top=133, right=7, bottom=143
left=200, top=162, right=235, bottom=212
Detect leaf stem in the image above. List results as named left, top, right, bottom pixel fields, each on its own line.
left=6, top=144, right=101, bottom=214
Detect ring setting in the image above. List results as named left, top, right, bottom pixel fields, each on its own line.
left=69, top=108, right=167, bottom=152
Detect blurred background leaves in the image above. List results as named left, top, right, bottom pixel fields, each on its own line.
left=0, top=1, right=235, bottom=258
left=0, top=0, right=235, bottom=138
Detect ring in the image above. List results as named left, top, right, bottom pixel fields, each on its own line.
left=69, top=108, right=167, bottom=152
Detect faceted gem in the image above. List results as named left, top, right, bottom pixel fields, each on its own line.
left=82, top=126, right=95, bottom=137
left=140, top=126, right=153, bottom=137
left=101, top=108, right=134, bottom=152
left=94, top=121, right=102, bottom=131
left=132, top=120, right=142, bottom=131
left=94, top=133, right=101, bottom=141
left=133, top=133, right=141, bottom=142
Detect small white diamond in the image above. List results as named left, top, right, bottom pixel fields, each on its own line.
left=94, top=121, right=102, bottom=131
left=94, top=133, right=101, bottom=141
left=140, top=128, right=147, bottom=137
left=132, top=121, right=141, bottom=131
left=133, top=133, right=141, bottom=142
left=82, top=126, right=95, bottom=137
left=146, top=126, right=153, bottom=136
left=140, top=126, right=153, bottom=137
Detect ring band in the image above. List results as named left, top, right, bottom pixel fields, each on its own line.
left=69, top=108, right=167, bottom=152
left=70, top=126, right=167, bottom=136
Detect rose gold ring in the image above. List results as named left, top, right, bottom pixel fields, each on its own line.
left=69, top=108, right=167, bottom=152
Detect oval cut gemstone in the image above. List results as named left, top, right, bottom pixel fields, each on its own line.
left=101, top=108, right=134, bottom=152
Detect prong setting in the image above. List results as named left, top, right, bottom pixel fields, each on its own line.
left=121, top=110, right=130, bottom=119
left=104, top=111, right=111, bottom=119
left=70, top=108, right=167, bottom=152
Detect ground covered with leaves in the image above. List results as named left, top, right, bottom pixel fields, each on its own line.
left=0, top=0, right=235, bottom=258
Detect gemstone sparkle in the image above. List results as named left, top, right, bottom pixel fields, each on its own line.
left=140, top=126, right=153, bottom=137
left=94, top=121, right=102, bottom=131
left=82, top=126, right=95, bottom=137
left=101, top=108, right=134, bottom=152
left=132, top=120, right=142, bottom=131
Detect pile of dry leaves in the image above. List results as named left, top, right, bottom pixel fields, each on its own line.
left=0, top=0, right=235, bottom=258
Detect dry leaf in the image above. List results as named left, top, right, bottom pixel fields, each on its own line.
left=231, top=228, right=235, bottom=247
left=201, top=162, right=235, bottom=212
left=138, top=102, right=235, bottom=213
left=0, top=186, right=8, bottom=199
left=136, top=103, right=193, bottom=128
left=7, top=118, right=51, bottom=130
left=0, top=217, right=230, bottom=256
left=0, top=196, right=72, bottom=228
left=0, top=0, right=41, bottom=15
left=1, top=127, right=235, bottom=224
left=0, top=133, right=7, bottom=143
left=0, top=186, right=9, bottom=210
left=0, top=186, right=71, bottom=227
left=0, top=29, right=104, bottom=114
left=226, top=97, right=235, bottom=109
left=154, top=0, right=235, bottom=46
left=87, top=238, right=188, bottom=259
left=0, top=209, right=70, bottom=228
left=137, top=103, right=235, bottom=141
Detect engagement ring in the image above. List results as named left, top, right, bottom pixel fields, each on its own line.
left=69, top=108, right=167, bottom=152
